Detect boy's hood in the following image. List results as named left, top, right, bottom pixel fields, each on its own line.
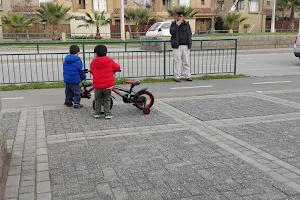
left=65, top=54, right=80, bottom=64
left=92, top=56, right=111, bottom=67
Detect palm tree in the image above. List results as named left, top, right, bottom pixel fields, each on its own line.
left=221, top=12, right=248, bottom=34
left=277, top=0, right=300, bottom=30
left=167, top=6, right=198, bottom=18
left=1, top=13, right=36, bottom=40
left=36, top=2, right=74, bottom=39
left=78, top=11, right=112, bottom=39
left=124, top=8, right=152, bottom=37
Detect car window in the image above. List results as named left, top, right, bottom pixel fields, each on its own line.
left=161, top=23, right=171, bottom=30
left=149, top=23, right=161, bottom=31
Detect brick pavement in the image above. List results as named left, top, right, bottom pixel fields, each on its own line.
left=3, top=89, right=300, bottom=199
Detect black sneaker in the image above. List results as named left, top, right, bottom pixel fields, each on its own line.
left=74, top=104, right=83, bottom=109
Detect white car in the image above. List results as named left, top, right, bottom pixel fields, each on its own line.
left=145, top=22, right=171, bottom=37
left=294, top=33, right=300, bottom=59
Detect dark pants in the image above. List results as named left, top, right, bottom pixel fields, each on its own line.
left=94, top=88, right=111, bottom=115
left=65, top=83, right=81, bottom=105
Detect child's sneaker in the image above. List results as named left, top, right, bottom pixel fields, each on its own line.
left=94, top=115, right=100, bottom=119
left=101, top=110, right=104, bottom=114
left=105, top=113, right=112, bottom=119
left=74, top=104, right=83, bottom=109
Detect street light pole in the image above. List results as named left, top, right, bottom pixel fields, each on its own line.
left=271, top=0, right=276, bottom=32
left=120, top=0, right=125, bottom=40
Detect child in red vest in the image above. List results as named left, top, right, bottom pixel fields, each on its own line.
left=90, top=45, right=120, bottom=119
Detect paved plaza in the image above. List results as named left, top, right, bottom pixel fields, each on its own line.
left=4, top=89, right=300, bottom=199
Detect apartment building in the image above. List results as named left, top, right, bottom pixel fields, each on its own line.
left=51, top=0, right=110, bottom=37
left=217, top=0, right=266, bottom=33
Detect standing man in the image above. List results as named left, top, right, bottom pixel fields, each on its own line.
left=170, top=11, right=192, bottom=82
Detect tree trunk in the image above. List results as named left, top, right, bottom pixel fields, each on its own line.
left=135, top=25, right=140, bottom=38
left=289, top=6, right=295, bottom=31
left=127, top=24, right=132, bottom=39
left=52, top=24, right=60, bottom=40
left=14, top=30, right=20, bottom=41
left=95, top=26, right=102, bottom=39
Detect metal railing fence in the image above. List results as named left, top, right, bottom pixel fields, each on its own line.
left=0, top=39, right=237, bottom=84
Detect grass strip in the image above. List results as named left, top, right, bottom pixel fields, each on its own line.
left=0, top=74, right=249, bottom=91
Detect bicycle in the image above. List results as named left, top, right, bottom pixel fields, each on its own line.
left=79, top=69, right=154, bottom=114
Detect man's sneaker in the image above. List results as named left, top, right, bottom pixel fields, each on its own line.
left=174, top=78, right=180, bottom=82
left=94, top=115, right=100, bottom=119
left=73, top=104, right=83, bottom=109
left=105, top=113, right=112, bottom=119
left=186, top=77, right=192, bottom=81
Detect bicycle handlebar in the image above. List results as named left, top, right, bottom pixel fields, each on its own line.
left=82, top=69, right=121, bottom=74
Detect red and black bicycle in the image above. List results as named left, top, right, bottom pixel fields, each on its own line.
left=80, top=69, right=154, bottom=114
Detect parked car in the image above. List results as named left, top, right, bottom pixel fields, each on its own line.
left=294, top=33, right=300, bottom=59
left=145, top=22, right=171, bottom=37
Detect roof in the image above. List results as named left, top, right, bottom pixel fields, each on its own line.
left=194, top=8, right=213, bottom=15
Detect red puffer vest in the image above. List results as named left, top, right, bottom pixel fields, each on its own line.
left=90, top=56, right=120, bottom=89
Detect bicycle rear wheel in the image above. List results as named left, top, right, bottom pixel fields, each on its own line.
left=134, top=91, right=154, bottom=110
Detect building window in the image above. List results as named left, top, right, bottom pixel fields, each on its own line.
left=201, top=0, right=205, bottom=5
left=78, top=0, right=86, bottom=9
left=178, top=0, right=190, bottom=7
left=0, top=0, right=2, bottom=9
left=200, top=19, right=205, bottom=24
left=249, top=0, right=259, bottom=12
left=93, top=0, right=107, bottom=12
left=220, top=2, right=224, bottom=10
left=267, top=0, right=270, bottom=6
left=234, top=0, right=244, bottom=10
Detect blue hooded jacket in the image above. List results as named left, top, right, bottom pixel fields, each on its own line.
left=63, top=54, right=86, bottom=84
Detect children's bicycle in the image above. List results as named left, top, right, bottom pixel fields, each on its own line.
left=79, top=69, right=154, bottom=114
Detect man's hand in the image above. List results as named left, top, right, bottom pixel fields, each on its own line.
left=176, top=18, right=183, bottom=26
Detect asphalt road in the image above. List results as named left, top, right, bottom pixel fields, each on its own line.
left=1, top=74, right=300, bottom=109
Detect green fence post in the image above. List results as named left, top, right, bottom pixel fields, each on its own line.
left=125, top=42, right=127, bottom=52
left=234, top=39, right=237, bottom=75
left=37, top=44, right=39, bottom=54
left=163, top=41, right=166, bottom=79
left=82, top=44, right=86, bottom=70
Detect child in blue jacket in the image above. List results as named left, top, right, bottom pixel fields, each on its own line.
left=63, top=45, right=86, bottom=109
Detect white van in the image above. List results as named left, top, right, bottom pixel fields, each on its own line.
left=145, top=22, right=171, bottom=37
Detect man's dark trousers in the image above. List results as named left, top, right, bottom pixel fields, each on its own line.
left=65, top=83, right=81, bottom=105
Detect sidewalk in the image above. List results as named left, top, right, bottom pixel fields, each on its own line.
left=2, top=89, right=300, bottom=199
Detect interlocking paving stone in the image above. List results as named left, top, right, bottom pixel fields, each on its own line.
left=48, top=130, right=298, bottom=199
left=267, top=92, right=300, bottom=103
left=2, top=112, right=21, bottom=139
left=166, top=96, right=299, bottom=121
left=218, top=120, right=300, bottom=169
left=44, top=105, right=177, bottom=135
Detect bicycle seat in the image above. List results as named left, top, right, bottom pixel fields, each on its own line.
left=126, top=80, right=140, bottom=85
